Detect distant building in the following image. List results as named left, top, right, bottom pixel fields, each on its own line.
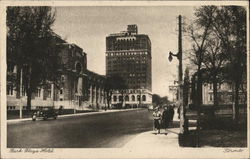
left=187, top=70, right=247, bottom=106
left=202, top=82, right=246, bottom=105
left=106, top=25, right=152, bottom=107
left=169, top=84, right=178, bottom=103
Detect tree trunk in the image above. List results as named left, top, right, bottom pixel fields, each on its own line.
left=26, top=65, right=32, bottom=111
left=212, top=78, right=218, bottom=106
left=16, top=65, right=21, bottom=99
left=197, top=71, right=203, bottom=108
left=27, top=88, right=32, bottom=111
left=212, top=75, right=218, bottom=116
left=196, top=69, right=202, bottom=147
left=233, top=80, right=240, bottom=122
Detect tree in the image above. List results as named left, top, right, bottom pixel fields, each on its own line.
left=7, top=7, right=61, bottom=111
left=152, top=94, right=161, bottom=106
left=210, top=6, right=247, bottom=122
left=203, top=35, right=227, bottom=108
left=187, top=6, right=216, bottom=147
left=152, top=94, right=170, bottom=108
left=187, top=6, right=216, bottom=109
left=160, top=96, right=170, bottom=106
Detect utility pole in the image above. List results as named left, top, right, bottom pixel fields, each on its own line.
left=168, top=15, right=184, bottom=134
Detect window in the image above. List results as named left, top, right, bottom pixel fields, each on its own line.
left=113, top=96, right=117, bottom=102
left=7, top=85, right=14, bottom=96
left=137, top=95, right=141, bottom=101
left=8, top=106, right=16, bottom=110
left=209, top=94, right=213, bottom=101
left=60, top=89, right=63, bottom=94
left=142, top=95, right=146, bottom=101
left=125, top=95, right=129, bottom=101
left=119, top=95, right=123, bottom=102
left=35, top=89, right=41, bottom=97
left=61, top=75, right=65, bottom=83
left=209, top=84, right=212, bottom=90
left=132, top=95, right=135, bottom=101
left=47, top=89, right=51, bottom=98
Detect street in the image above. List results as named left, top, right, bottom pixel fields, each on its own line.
left=8, top=109, right=155, bottom=148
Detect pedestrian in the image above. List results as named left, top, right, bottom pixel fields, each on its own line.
left=153, top=107, right=162, bottom=134
left=162, top=106, right=170, bottom=132
left=169, top=105, right=175, bottom=127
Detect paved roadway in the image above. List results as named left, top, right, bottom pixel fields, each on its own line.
left=8, top=109, right=158, bottom=148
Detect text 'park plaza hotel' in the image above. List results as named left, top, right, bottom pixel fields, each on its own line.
left=106, top=25, right=152, bottom=107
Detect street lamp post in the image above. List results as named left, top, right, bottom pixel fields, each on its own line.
left=168, top=15, right=185, bottom=134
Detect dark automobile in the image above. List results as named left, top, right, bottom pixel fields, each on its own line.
left=32, top=107, right=58, bottom=121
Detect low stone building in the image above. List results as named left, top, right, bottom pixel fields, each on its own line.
left=111, top=89, right=152, bottom=108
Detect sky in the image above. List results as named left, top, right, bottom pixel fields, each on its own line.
left=52, top=6, right=196, bottom=97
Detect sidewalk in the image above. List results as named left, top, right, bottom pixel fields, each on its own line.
left=123, top=108, right=197, bottom=148
left=123, top=128, right=180, bottom=148
left=7, top=108, right=141, bottom=124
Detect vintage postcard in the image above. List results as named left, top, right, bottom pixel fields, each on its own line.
left=0, top=1, right=249, bottom=159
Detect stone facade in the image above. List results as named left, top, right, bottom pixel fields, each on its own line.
left=86, top=70, right=107, bottom=109
left=53, top=42, right=88, bottom=110
left=7, top=34, right=107, bottom=110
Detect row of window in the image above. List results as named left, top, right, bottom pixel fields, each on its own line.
left=113, top=89, right=147, bottom=94
left=129, top=73, right=146, bottom=77
left=108, top=59, right=147, bottom=65
left=107, top=41, right=149, bottom=51
left=113, top=95, right=146, bottom=102
left=107, top=51, right=148, bottom=56
left=7, top=106, right=28, bottom=110
left=7, top=85, right=52, bottom=98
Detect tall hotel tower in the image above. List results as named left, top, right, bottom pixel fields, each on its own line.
left=106, top=25, right=152, bottom=107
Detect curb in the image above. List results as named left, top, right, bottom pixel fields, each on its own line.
left=7, top=108, right=143, bottom=124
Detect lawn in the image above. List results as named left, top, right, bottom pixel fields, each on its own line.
left=179, top=115, right=247, bottom=147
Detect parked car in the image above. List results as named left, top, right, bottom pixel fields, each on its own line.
left=32, top=107, right=58, bottom=121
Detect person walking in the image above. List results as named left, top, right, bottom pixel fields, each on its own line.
left=169, top=105, right=175, bottom=127
left=153, top=107, right=162, bottom=134
left=162, top=106, right=170, bottom=133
